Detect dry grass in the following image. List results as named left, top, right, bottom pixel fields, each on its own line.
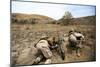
left=11, top=23, right=96, bottom=65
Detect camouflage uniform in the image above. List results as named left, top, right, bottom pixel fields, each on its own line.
left=68, top=30, right=85, bottom=56
left=35, top=36, right=52, bottom=64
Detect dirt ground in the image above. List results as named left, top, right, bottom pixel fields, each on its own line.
left=11, top=23, right=96, bottom=65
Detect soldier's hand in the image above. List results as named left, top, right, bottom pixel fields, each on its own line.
left=50, top=44, right=59, bottom=49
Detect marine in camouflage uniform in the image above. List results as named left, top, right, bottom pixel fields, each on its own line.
left=34, top=35, right=53, bottom=64
left=68, top=30, right=85, bottom=57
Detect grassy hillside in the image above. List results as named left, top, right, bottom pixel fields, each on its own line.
left=12, top=13, right=95, bottom=25
left=11, top=24, right=96, bottom=65
left=71, top=16, right=96, bottom=25
left=58, top=15, right=96, bottom=25
left=12, top=13, right=55, bottom=24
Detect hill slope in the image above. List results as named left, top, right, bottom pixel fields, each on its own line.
left=12, top=13, right=55, bottom=24
left=58, top=15, right=96, bottom=25
left=71, top=16, right=96, bottom=25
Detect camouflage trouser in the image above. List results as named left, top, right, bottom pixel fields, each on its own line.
left=69, top=40, right=77, bottom=49
left=35, top=45, right=52, bottom=64
left=68, top=40, right=82, bottom=57
left=39, top=46, right=52, bottom=58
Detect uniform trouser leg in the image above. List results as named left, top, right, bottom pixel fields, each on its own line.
left=34, top=54, right=43, bottom=64
left=76, top=47, right=81, bottom=57
left=40, top=46, right=52, bottom=64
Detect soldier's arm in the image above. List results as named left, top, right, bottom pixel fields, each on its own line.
left=50, top=44, right=59, bottom=49
left=48, top=40, right=58, bottom=49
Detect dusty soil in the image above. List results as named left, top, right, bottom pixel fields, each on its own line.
left=11, top=24, right=96, bottom=65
